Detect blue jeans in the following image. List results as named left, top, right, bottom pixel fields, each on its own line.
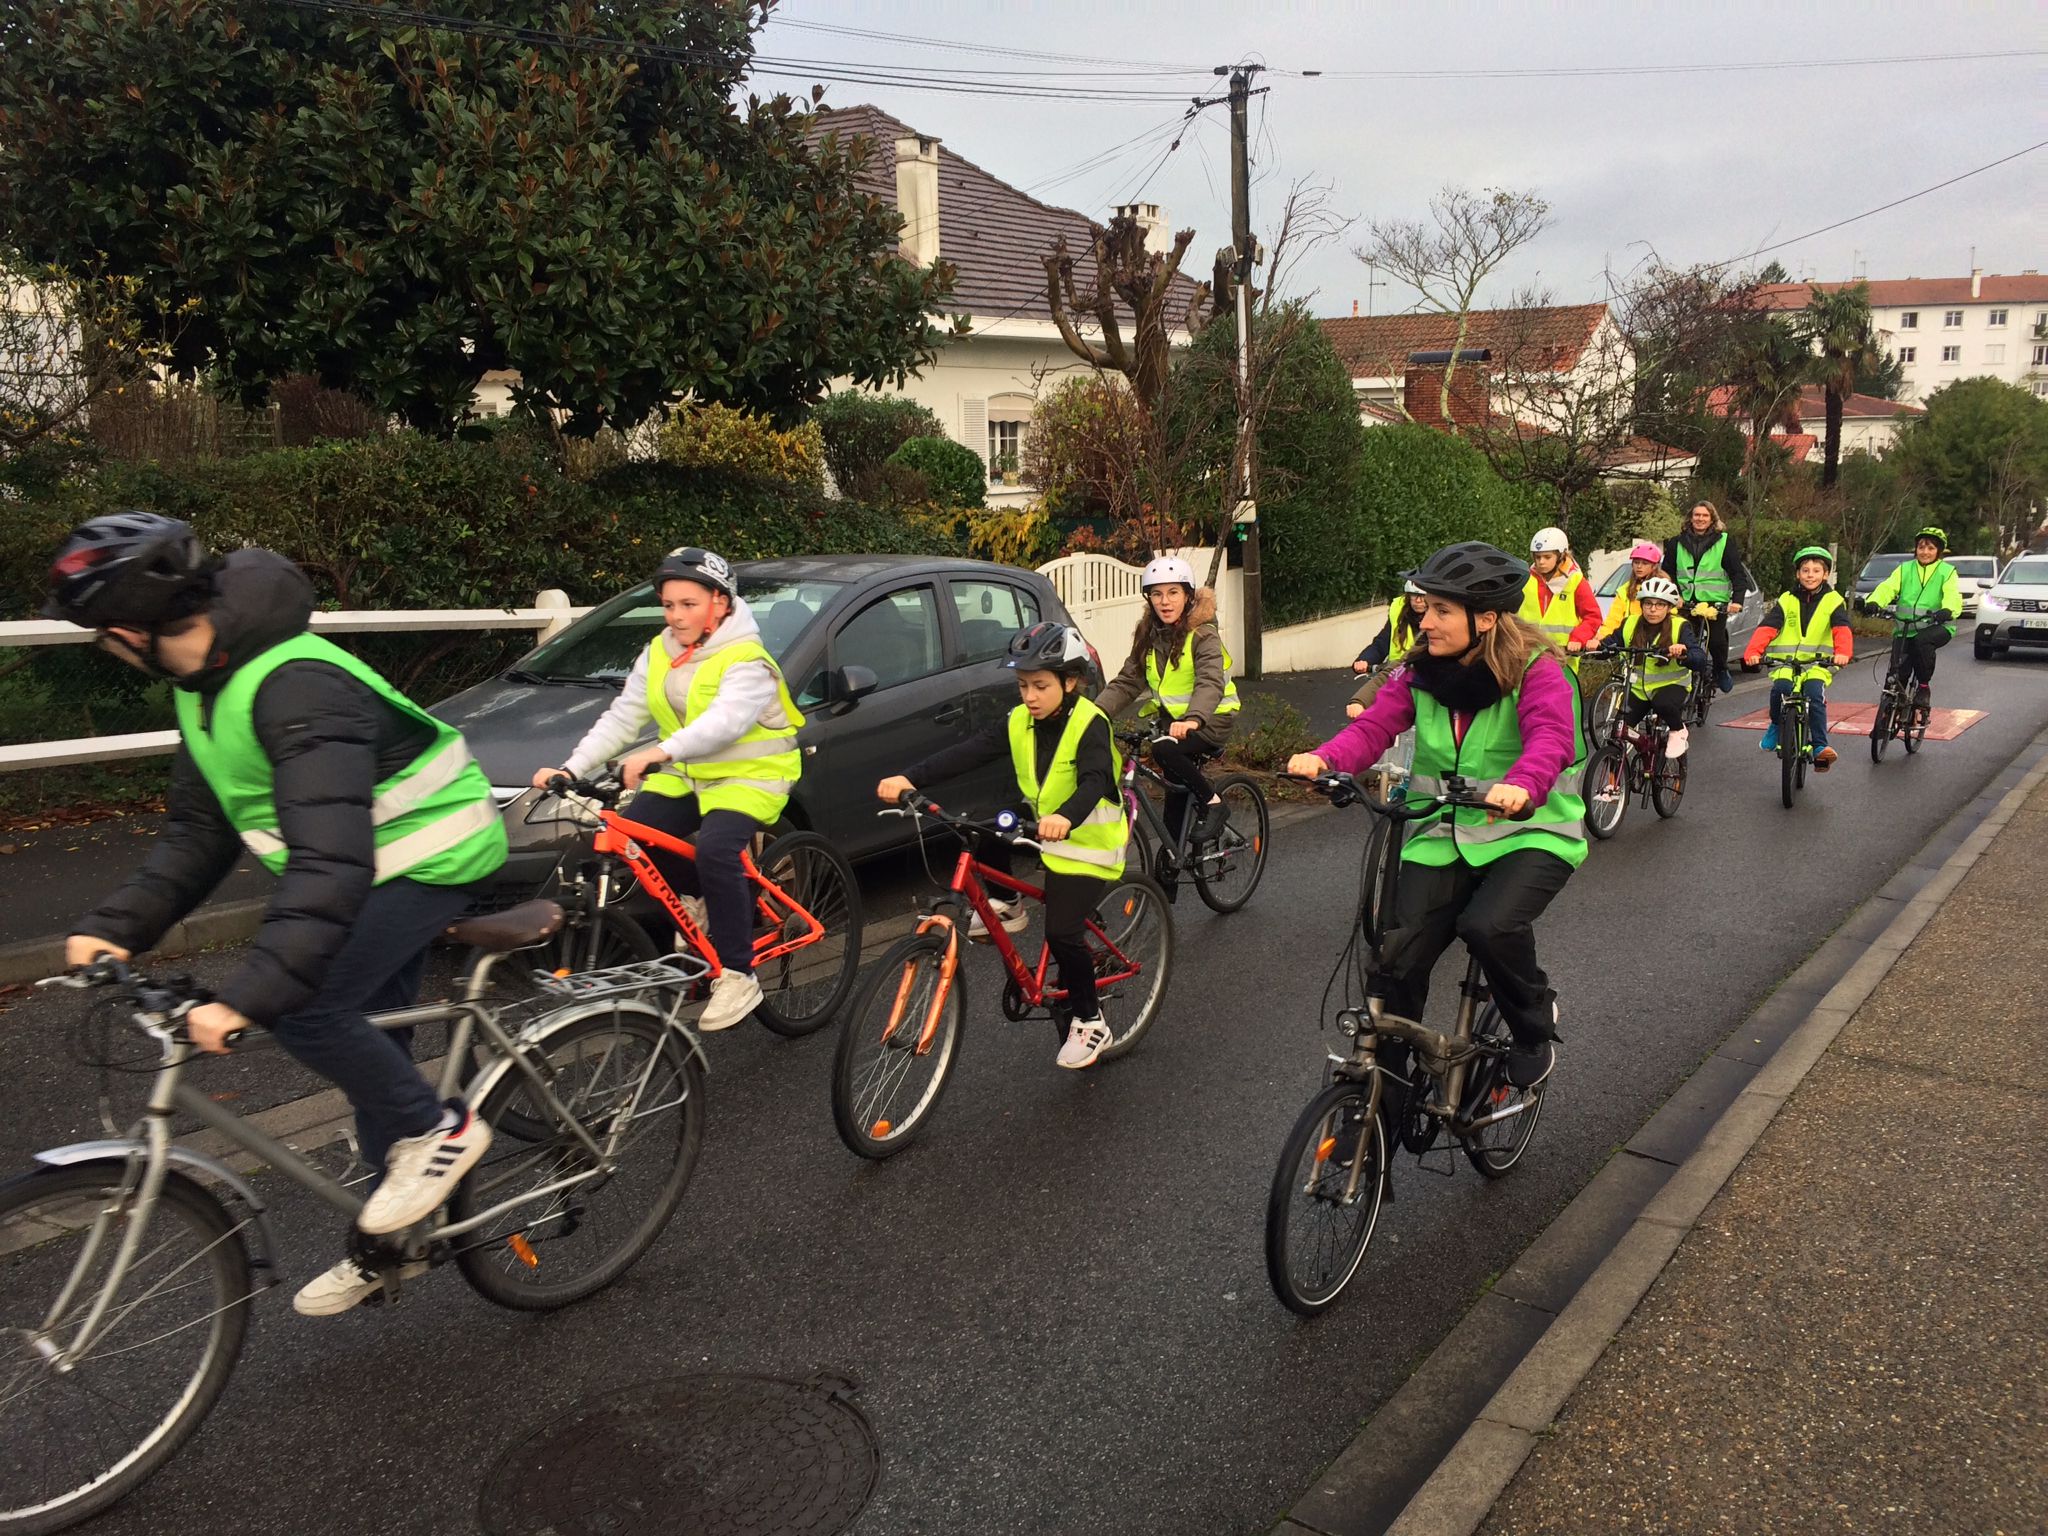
left=1768, top=678, right=1829, bottom=751
left=267, top=877, right=484, bottom=1173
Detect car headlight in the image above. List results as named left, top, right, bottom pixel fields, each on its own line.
left=1979, top=593, right=2006, bottom=615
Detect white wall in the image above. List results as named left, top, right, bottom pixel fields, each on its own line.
left=1871, top=293, right=2048, bottom=402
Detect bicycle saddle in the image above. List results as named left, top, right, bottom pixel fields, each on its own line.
left=445, top=899, right=566, bottom=952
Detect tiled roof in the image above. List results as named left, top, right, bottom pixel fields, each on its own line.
left=1319, top=304, right=1608, bottom=379
left=801, top=104, right=1205, bottom=328
left=1757, top=276, right=2048, bottom=309
left=1792, top=386, right=1925, bottom=421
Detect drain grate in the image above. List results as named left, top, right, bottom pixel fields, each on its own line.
left=479, top=1372, right=878, bottom=1536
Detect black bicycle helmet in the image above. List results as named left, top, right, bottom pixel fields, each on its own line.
left=42, top=511, right=218, bottom=628
left=653, top=546, right=737, bottom=600
left=1403, top=541, right=1530, bottom=614
left=1002, top=621, right=1092, bottom=676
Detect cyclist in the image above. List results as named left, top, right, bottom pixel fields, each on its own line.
left=1742, top=545, right=1853, bottom=770
left=1594, top=540, right=1670, bottom=642
left=1287, top=542, right=1584, bottom=1089
left=875, top=622, right=1126, bottom=1070
left=1519, top=527, right=1601, bottom=662
left=1662, top=499, right=1752, bottom=694
left=1092, top=555, right=1239, bottom=848
left=1349, top=580, right=1427, bottom=717
left=46, top=513, right=507, bottom=1317
left=533, top=547, right=803, bottom=1033
left=1857, top=525, right=1959, bottom=717
left=1593, top=574, right=1706, bottom=775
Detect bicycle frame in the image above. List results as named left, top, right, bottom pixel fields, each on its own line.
left=1118, top=746, right=1235, bottom=880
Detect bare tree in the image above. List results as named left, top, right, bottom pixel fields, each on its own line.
left=1354, top=186, right=1549, bottom=428
left=1042, top=213, right=1212, bottom=414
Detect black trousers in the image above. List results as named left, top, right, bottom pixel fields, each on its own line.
left=1150, top=725, right=1228, bottom=844
left=1379, top=849, right=1574, bottom=1046
left=1905, top=629, right=1950, bottom=685
left=622, top=791, right=763, bottom=975
left=981, top=840, right=1103, bottom=1021
left=1700, top=613, right=1732, bottom=676
left=1621, top=686, right=1687, bottom=730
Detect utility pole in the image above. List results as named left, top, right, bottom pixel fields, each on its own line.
left=1219, top=62, right=1265, bottom=678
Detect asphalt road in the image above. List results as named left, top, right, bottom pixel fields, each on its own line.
left=3, top=651, right=2045, bottom=1536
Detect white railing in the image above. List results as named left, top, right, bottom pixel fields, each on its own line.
left=0, top=590, right=589, bottom=773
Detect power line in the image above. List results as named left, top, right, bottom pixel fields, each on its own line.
left=770, top=16, right=1206, bottom=75
left=1022, top=111, right=1188, bottom=196
left=1291, top=47, right=2046, bottom=80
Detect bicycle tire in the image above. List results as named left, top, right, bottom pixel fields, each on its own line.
left=1870, top=689, right=1893, bottom=762
left=1358, top=814, right=1399, bottom=951
left=1780, top=715, right=1798, bottom=808
left=1906, top=696, right=1927, bottom=754
left=1651, top=748, right=1687, bottom=819
left=454, top=1002, right=704, bottom=1311
left=0, top=1164, right=252, bottom=1536
left=750, top=830, right=865, bottom=1038
left=831, top=932, right=965, bottom=1159
left=1127, top=809, right=1163, bottom=889
left=1193, top=774, right=1269, bottom=914
left=1583, top=744, right=1627, bottom=840
left=1087, top=875, right=1174, bottom=1060
left=1264, top=1077, right=1387, bottom=1316
left=1458, top=1005, right=1546, bottom=1177
left=1587, top=678, right=1623, bottom=748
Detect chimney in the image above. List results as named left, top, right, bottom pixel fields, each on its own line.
left=1114, top=201, right=1168, bottom=257
left=895, top=135, right=941, bottom=267
left=1971, top=267, right=1983, bottom=299
left=1352, top=299, right=1360, bottom=317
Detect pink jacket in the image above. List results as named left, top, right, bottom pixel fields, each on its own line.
left=1314, top=652, right=1579, bottom=803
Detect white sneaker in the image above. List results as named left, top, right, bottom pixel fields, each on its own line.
left=671, top=895, right=709, bottom=951
left=1665, top=728, right=1689, bottom=760
left=968, top=899, right=1028, bottom=941
left=357, top=1105, right=493, bottom=1236
left=292, top=1255, right=427, bottom=1317
left=699, top=969, right=762, bottom=1031
left=1055, top=1016, right=1112, bottom=1070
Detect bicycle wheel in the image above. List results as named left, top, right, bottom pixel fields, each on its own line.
left=1688, top=674, right=1714, bottom=729
left=1088, top=875, right=1174, bottom=1061
left=454, top=1002, right=704, bottom=1311
left=831, top=933, right=965, bottom=1159
left=1582, top=744, right=1628, bottom=840
left=1193, top=774, right=1269, bottom=914
left=1586, top=678, right=1623, bottom=748
left=750, top=830, right=864, bottom=1038
left=1357, top=813, right=1400, bottom=951
left=1869, top=688, right=1894, bottom=763
left=1780, top=714, right=1799, bottom=808
left=1458, top=1005, right=1546, bottom=1177
left=1651, top=748, right=1686, bottom=819
left=0, top=1164, right=252, bottom=1535
left=1906, top=692, right=1928, bottom=754
left=1264, top=1078, right=1387, bottom=1316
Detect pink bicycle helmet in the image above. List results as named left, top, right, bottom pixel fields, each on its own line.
left=1628, top=540, right=1663, bottom=563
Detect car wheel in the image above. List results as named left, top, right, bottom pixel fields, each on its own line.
left=1974, top=633, right=1993, bottom=661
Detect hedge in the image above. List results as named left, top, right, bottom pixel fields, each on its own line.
left=886, top=434, right=985, bottom=509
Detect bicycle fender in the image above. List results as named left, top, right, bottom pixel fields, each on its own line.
left=32, top=1140, right=282, bottom=1285
left=472, top=996, right=707, bottom=1108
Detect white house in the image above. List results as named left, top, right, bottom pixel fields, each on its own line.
left=1759, top=271, right=2048, bottom=404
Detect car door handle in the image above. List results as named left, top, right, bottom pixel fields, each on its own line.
left=932, top=702, right=968, bottom=725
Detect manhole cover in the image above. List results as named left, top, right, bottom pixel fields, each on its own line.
left=479, top=1372, right=878, bottom=1536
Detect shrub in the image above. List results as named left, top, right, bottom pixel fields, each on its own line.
left=886, top=435, right=985, bottom=510
left=1025, top=374, right=1150, bottom=522
left=1740, top=516, right=1832, bottom=597
left=907, top=502, right=1060, bottom=568
left=811, top=392, right=946, bottom=491
left=656, top=402, right=824, bottom=487
left=1224, top=694, right=1317, bottom=771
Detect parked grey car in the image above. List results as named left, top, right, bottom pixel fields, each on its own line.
left=432, top=555, right=1095, bottom=891
left=1972, top=555, right=2048, bottom=660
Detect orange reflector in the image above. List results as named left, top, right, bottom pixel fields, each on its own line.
left=552, top=967, right=571, bottom=979
left=1315, top=1136, right=1336, bottom=1163
left=1253, top=836, right=1263, bottom=855
left=507, top=1233, right=539, bottom=1268
left=872, top=1120, right=893, bottom=1137
left=1122, top=897, right=1136, bottom=917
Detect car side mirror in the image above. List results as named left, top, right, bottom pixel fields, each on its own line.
left=831, top=664, right=878, bottom=713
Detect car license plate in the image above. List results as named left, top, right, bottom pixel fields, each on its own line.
left=2023, top=617, right=2048, bottom=630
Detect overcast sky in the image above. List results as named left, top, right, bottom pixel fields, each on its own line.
left=761, top=0, right=2044, bottom=315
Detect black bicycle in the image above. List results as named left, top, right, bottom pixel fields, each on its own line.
left=1115, top=729, right=1269, bottom=913
left=1681, top=602, right=1727, bottom=727
left=1866, top=607, right=1942, bottom=762
left=1264, top=772, right=1547, bottom=1316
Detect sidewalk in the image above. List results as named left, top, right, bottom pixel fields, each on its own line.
left=1469, top=773, right=2048, bottom=1535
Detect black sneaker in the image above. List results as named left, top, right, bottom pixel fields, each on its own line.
left=1196, top=800, right=1230, bottom=844
left=1504, top=1039, right=1556, bottom=1090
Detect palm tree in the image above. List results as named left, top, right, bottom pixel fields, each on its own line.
left=1807, top=282, right=1880, bottom=489
left=1722, top=309, right=1812, bottom=539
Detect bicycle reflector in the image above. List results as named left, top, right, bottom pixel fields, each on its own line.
left=507, top=1233, right=540, bottom=1269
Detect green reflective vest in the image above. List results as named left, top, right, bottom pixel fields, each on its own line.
left=1009, top=698, right=1127, bottom=881
left=640, top=634, right=804, bottom=823
left=1673, top=534, right=1733, bottom=604
left=1141, top=626, right=1241, bottom=722
left=1763, top=590, right=1847, bottom=686
left=1876, top=559, right=1960, bottom=639
left=1619, top=614, right=1692, bottom=699
left=172, top=633, right=506, bottom=886
left=1518, top=569, right=1588, bottom=655
left=1404, top=654, right=1587, bottom=871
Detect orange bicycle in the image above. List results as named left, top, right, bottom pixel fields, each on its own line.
left=533, top=775, right=863, bottom=1037
left=829, top=791, right=1173, bottom=1159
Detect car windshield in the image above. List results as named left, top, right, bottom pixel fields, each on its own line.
left=514, top=576, right=846, bottom=682
left=1857, top=554, right=1909, bottom=585
left=2000, top=560, right=2048, bottom=586
left=1952, top=557, right=1998, bottom=577
left=1597, top=564, right=1628, bottom=597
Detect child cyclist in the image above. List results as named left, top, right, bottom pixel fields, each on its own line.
left=1591, top=576, right=1705, bottom=797
left=1519, top=527, right=1602, bottom=661
left=1288, top=541, right=1585, bottom=1089
left=1349, top=580, right=1428, bottom=717
left=1742, top=545, right=1853, bottom=771
left=533, top=547, right=804, bottom=1032
left=1595, top=540, right=1671, bottom=642
left=876, top=623, right=1128, bottom=1071
left=1858, top=525, right=1960, bottom=717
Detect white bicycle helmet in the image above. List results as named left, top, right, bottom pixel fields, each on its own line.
left=1637, top=576, right=1681, bottom=606
left=1529, top=527, right=1569, bottom=555
left=1141, top=555, right=1195, bottom=590
left=1402, top=578, right=1425, bottom=596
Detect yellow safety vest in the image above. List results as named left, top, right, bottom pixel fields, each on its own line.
left=640, top=634, right=804, bottom=823
left=1763, top=590, right=1846, bottom=687
left=1008, top=698, right=1127, bottom=880
left=1519, top=571, right=1587, bottom=663
left=1141, top=627, right=1241, bottom=722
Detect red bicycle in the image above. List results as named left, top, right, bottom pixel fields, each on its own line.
left=829, top=791, right=1174, bottom=1159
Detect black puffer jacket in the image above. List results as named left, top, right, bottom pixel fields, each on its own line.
left=76, top=551, right=437, bottom=1024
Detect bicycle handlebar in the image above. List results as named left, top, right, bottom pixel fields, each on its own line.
left=541, top=772, right=626, bottom=804
left=1287, top=770, right=1534, bottom=823
left=39, top=959, right=229, bottom=1044
left=881, top=790, right=1044, bottom=850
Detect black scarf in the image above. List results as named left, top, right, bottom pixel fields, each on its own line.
left=1409, top=648, right=1505, bottom=716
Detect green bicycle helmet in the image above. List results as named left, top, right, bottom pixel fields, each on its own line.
left=1913, top=525, right=1948, bottom=550
left=1791, top=545, right=1833, bottom=569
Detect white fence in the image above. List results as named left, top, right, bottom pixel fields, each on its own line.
left=0, top=591, right=589, bottom=773
left=1037, top=547, right=1246, bottom=672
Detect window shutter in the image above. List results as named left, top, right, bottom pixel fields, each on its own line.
left=960, top=396, right=988, bottom=466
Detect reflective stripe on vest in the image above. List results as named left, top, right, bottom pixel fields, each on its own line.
left=1009, top=698, right=1128, bottom=880
left=1142, top=627, right=1242, bottom=719
left=1402, top=653, right=1587, bottom=871
left=638, top=634, right=804, bottom=821
left=1518, top=570, right=1587, bottom=650
left=172, top=633, right=507, bottom=888
left=1619, top=615, right=1691, bottom=698
left=1764, top=591, right=1844, bottom=682
left=1675, top=535, right=1733, bottom=603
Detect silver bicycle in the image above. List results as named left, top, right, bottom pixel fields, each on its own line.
left=0, top=900, right=707, bottom=1535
